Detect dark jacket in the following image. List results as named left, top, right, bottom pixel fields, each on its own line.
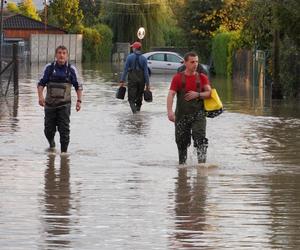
left=120, top=51, right=150, bottom=85
left=38, top=62, right=83, bottom=91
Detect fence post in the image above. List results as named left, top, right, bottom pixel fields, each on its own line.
left=13, top=43, right=19, bottom=95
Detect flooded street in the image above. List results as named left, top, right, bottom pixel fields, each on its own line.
left=1, top=63, right=300, bottom=249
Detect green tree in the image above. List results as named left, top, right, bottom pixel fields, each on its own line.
left=239, top=0, right=300, bottom=98
left=241, top=0, right=273, bottom=49
left=170, top=0, right=223, bottom=62
left=48, top=0, right=83, bottom=32
left=217, top=0, right=249, bottom=32
left=105, top=0, right=168, bottom=49
left=79, top=0, right=104, bottom=27
left=19, top=0, right=41, bottom=21
left=7, top=0, right=41, bottom=21
left=6, top=2, right=19, bottom=13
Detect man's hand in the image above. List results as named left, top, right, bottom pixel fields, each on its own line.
left=38, top=97, right=45, bottom=107
left=168, top=111, right=175, bottom=122
left=145, top=85, right=150, bottom=91
left=184, top=91, right=200, bottom=101
left=76, top=100, right=81, bottom=112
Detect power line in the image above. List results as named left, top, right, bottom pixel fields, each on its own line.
left=103, top=0, right=161, bottom=6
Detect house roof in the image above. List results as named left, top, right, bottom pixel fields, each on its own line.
left=3, top=14, right=67, bottom=33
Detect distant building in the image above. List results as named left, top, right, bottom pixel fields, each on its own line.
left=1, top=12, right=82, bottom=63
left=3, top=13, right=67, bottom=42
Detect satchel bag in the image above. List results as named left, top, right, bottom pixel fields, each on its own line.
left=116, top=86, right=126, bottom=99
left=204, top=88, right=223, bottom=118
left=143, top=89, right=153, bottom=102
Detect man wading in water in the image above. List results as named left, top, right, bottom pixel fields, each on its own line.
left=167, top=52, right=211, bottom=164
left=37, top=45, right=83, bottom=154
left=119, top=41, right=150, bottom=113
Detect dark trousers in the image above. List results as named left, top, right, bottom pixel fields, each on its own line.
left=128, top=81, right=145, bottom=113
left=175, top=112, right=208, bottom=164
left=44, top=104, right=71, bottom=152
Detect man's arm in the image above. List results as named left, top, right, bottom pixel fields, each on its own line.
left=70, top=65, right=83, bottom=112
left=37, top=63, right=51, bottom=107
left=184, top=84, right=211, bottom=101
left=167, top=90, right=176, bottom=122
left=142, top=56, right=150, bottom=88
left=201, top=84, right=212, bottom=98
left=120, top=56, right=131, bottom=86
left=184, top=82, right=212, bottom=101
left=37, top=85, right=45, bottom=107
left=76, top=90, right=82, bottom=112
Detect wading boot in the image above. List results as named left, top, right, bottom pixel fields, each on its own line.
left=196, top=139, right=208, bottom=163
left=178, top=148, right=187, bottom=165
left=61, top=144, right=68, bottom=153
left=49, top=139, right=55, bottom=149
left=129, top=102, right=137, bottom=114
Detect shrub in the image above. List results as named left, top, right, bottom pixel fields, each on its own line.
left=82, top=27, right=101, bottom=62
left=212, top=31, right=243, bottom=77
left=93, top=24, right=113, bottom=62
left=82, top=24, right=113, bottom=62
left=280, top=36, right=300, bottom=98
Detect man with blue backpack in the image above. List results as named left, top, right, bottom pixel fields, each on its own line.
left=37, top=45, right=83, bottom=153
left=119, top=41, right=150, bottom=113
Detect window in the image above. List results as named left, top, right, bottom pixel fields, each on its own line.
left=149, top=53, right=164, bottom=61
left=166, top=54, right=182, bottom=63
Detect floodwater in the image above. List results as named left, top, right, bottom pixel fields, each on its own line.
left=1, top=63, right=300, bottom=249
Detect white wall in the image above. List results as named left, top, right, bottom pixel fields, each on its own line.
left=30, top=34, right=82, bottom=63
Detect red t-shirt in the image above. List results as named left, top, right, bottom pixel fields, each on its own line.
left=170, top=73, right=210, bottom=92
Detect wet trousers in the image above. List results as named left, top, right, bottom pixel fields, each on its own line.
left=44, top=104, right=71, bottom=152
left=128, top=80, right=145, bottom=113
left=175, top=111, right=208, bottom=164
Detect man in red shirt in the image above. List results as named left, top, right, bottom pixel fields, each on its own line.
left=167, top=52, right=211, bottom=164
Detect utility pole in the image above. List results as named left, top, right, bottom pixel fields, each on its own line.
left=0, top=0, right=4, bottom=72
left=272, top=0, right=282, bottom=99
left=44, top=0, right=48, bottom=31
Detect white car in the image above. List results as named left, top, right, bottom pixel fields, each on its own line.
left=143, top=51, right=209, bottom=75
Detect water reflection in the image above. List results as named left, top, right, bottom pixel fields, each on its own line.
left=117, top=112, right=150, bottom=136
left=262, top=173, right=300, bottom=248
left=171, top=167, right=208, bottom=249
left=1, top=63, right=300, bottom=249
left=41, top=155, right=72, bottom=249
left=0, top=95, right=19, bottom=133
left=245, top=117, right=300, bottom=166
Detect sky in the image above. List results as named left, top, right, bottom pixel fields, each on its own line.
left=9, top=0, right=44, bottom=10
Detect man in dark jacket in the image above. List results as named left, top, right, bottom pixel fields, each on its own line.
left=37, top=45, right=83, bottom=153
left=119, top=42, right=150, bottom=113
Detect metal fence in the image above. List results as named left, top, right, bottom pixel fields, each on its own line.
left=0, top=43, right=19, bottom=97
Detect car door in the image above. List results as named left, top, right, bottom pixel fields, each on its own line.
left=165, top=53, right=183, bottom=72
left=147, top=53, right=165, bottom=73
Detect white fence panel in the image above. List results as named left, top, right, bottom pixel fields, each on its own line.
left=30, top=34, right=82, bottom=63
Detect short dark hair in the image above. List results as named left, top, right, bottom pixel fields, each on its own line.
left=55, top=45, right=68, bottom=54
left=184, top=51, right=198, bottom=61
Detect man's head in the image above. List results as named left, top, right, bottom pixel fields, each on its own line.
left=55, top=45, right=68, bottom=65
left=184, top=51, right=199, bottom=73
left=130, top=41, right=142, bottom=51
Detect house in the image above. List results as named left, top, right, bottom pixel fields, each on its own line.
left=2, top=13, right=82, bottom=63
left=3, top=13, right=67, bottom=42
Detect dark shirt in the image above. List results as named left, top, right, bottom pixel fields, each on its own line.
left=120, top=51, right=150, bottom=85
left=38, top=62, right=83, bottom=91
